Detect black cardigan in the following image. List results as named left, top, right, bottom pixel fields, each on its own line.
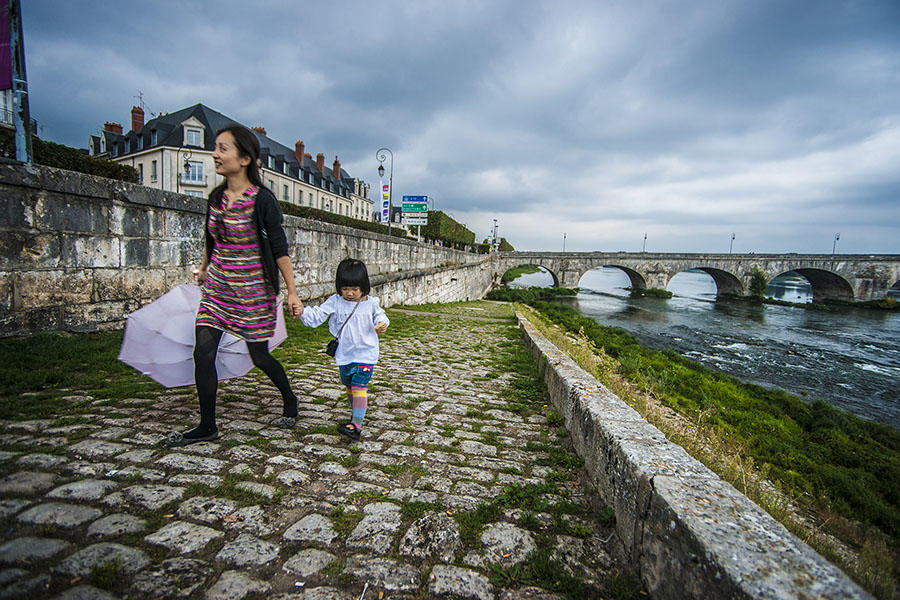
left=204, top=186, right=289, bottom=295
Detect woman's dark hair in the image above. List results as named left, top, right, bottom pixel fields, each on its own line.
left=208, top=123, right=268, bottom=205
left=335, top=258, right=370, bottom=295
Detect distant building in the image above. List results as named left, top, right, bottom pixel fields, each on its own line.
left=89, top=103, right=373, bottom=220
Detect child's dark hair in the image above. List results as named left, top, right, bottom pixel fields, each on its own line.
left=336, top=258, right=370, bottom=295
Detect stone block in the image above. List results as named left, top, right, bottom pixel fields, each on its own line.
left=59, top=234, right=120, bottom=268
left=62, top=301, right=131, bottom=332
left=93, top=268, right=167, bottom=302
left=13, top=270, right=92, bottom=309
left=0, top=272, right=10, bottom=312
left=0, top=163, right=41, bottom=188
left=148, top=240, right=181, bottom=266
left=0, top=230, right=60, bottom=269
left=165, top=210, right=203, bottom=239
left=640, top=475, right=871, bottom=600
left=122, top=238, right=149, bottom=267
left=34, top=193, right=109, bottom=234
left=40, top=166, right=115, bottom=199
left=109, top=204, right=149, bottom=237
left=0, top=187, right=34, bottom=228
left=0, top=306, right=61, bottom=335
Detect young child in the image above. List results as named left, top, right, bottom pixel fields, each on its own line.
left=299, top=258, right=388, bottom=440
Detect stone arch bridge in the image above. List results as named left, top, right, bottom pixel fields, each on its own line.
left=496, top=252, right=900, bottom=302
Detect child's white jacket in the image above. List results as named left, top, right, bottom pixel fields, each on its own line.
left=300, top=294, right=389, bottom=366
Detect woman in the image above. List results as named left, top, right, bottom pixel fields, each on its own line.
left=168, top=124, right=303, bottom=446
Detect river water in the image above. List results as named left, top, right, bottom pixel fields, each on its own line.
left=511, top=268, right=900, bottom=429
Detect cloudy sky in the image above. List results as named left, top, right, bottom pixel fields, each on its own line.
left=22, top=0, right=900, bottom=253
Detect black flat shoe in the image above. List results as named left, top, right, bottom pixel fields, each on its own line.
left=166, top=428, right=220, bottom=447
left=337, top=423, right=361, bottom=441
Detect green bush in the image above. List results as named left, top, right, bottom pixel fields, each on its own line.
left=420, top=210, right=476, bottom=248
left=278, top=202, right=407, bottom=239
left=0, top=129, right=139, bottom=183
left=749, top=267, right=769, bottom=298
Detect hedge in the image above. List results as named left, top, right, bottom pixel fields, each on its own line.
left=0, top=129, right=139, bottom=183
left=278, top=202, right=408, bottom=239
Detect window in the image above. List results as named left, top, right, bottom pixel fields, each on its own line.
left=125, top=139, right=131, bottom=153
left=112, top=143, right=118, bottom=157
left=184, top=190, right=204, bottom=197
left=283, top=163, right=289, bottom=175
left=137, top=136, right=143, bottom=150
left=186, top=128, right=202, bottom=146
left=268, top=179, right=274, bottom=190
left=184, top=160, right=203, bottom=183
left=283, top=184, right=289, bottom=201
left=151, top=130, right=158, bottom=145
left=151, top=160, right=158, bottom=182
left=138, top=164, right=144, bottom=183
left=267, top=156, right=274, bottom=169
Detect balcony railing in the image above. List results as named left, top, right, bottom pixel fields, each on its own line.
left=178, top=173, right=208, bottom=185
left=0, top=108, right=38, bottom=132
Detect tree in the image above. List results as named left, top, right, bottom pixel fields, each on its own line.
left=498, top=237, right=514, bottom=251
left=748, top=267, right=769, bottom=299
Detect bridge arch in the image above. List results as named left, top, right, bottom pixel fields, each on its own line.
left=581, top=265, right=648, bottom=291
left=680, top=267, right=743, bottom=297
left=779, top=268, right=854, bottom=302
left=500, top=263, right=560, bottom=287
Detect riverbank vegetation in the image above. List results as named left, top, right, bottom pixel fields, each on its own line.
left=496, top=286, right=898, bottom=599
left=628, top=287, right=672, bottom=299
left=501, top=264, right=543, bottom=284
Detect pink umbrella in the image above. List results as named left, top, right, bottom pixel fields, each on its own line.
left=118, top=284, right=287, bottom=388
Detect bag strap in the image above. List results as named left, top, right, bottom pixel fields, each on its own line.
left=334, top=301, right=360, bottom=341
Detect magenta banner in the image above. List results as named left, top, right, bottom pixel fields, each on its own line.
left=0, top=6, right=10, bottom=90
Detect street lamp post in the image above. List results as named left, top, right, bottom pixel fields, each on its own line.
left=493, top=219, right=499, bottom=252
left=729, top=233, right=735, bottom=254
left=833, top=233, right=840, bottom=255
left=376, top=147, right=393, bottom=237
left=563, top=232, right=566, bottom=252
left=642, top=233, right=647, bottom=253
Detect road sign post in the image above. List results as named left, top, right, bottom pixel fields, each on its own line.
left=402, top=195, right=429, bottom=242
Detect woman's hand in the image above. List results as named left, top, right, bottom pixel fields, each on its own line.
left=193, top=266, right=208, bottom=284
left=375, top=321, right=388, bottom=334
left=286, top=293, right=303, bottom=318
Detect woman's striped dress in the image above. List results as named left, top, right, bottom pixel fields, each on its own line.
left=196, top=186, right=276, bottom=341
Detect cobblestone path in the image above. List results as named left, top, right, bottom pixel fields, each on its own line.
left=0, top=301, right=637, bottom=599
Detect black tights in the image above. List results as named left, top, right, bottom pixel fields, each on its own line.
left=189, top=326, right=297, bottom=436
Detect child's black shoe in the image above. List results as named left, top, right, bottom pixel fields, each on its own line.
left=337, top=422, right=361, bottom=441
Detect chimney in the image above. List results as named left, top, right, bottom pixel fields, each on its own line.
left=332, top=156, right=341, bottom=179
left=304, top=153, right=311, bottom=161
left=131, top=106, right=144, bottom=132
left=294, top=140, right=305, bottom=163
left=104, top=122, right=123, bottom=134
left=316, top=153, right=325, bottom=173
left=251, top=126, right=266, bottom=136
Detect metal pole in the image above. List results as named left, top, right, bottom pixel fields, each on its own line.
left=642, top=233, right=647, bottom=253
left=730, top=233, right=735, bottom=254
left=376, top=148, right=393, bottom=237
left=832, top=233, right=840, bottom=255
left=9, top=0, right=32, bottom=164
left=563, top=232, right=566, bottom=252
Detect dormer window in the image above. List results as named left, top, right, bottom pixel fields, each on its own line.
left=283, top=162, right=288, bottom=175
left=125, top=139, right=131, bottom=153
left=137, top=136, right=143, bottom=151
left=186, top=128, right=202, bottom=146
left=151, top=130, right=158, bottom=145
left=268, top=156, right=274, bottom=169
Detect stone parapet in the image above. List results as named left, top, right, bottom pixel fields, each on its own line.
left=0, top=163, right=494, bottom=336
left=516, top=313, right=872, bottom=600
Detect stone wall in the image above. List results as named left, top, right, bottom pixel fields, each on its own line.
left=0, top=163, right=493, bottom=337
left=517, top=313, right=872, bottom=600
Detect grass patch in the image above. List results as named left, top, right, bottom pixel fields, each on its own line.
left=400, top=500, right=444, bottom=521
left=330, top=506, right=363, bottom=537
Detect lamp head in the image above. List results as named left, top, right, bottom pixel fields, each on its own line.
left=378, top=163, right=385, bottom=178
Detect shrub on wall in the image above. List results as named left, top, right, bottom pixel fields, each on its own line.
left=0, top=130, right=139, bottom=183
left=278, top=202, right=408, bottom=239
left=749, top=267, right=769, bottom=299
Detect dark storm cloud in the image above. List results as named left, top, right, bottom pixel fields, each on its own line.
left=21, top=0, right=900, bottom=252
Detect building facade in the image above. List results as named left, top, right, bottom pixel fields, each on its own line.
left=89, top=103, right=373, bottom=220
